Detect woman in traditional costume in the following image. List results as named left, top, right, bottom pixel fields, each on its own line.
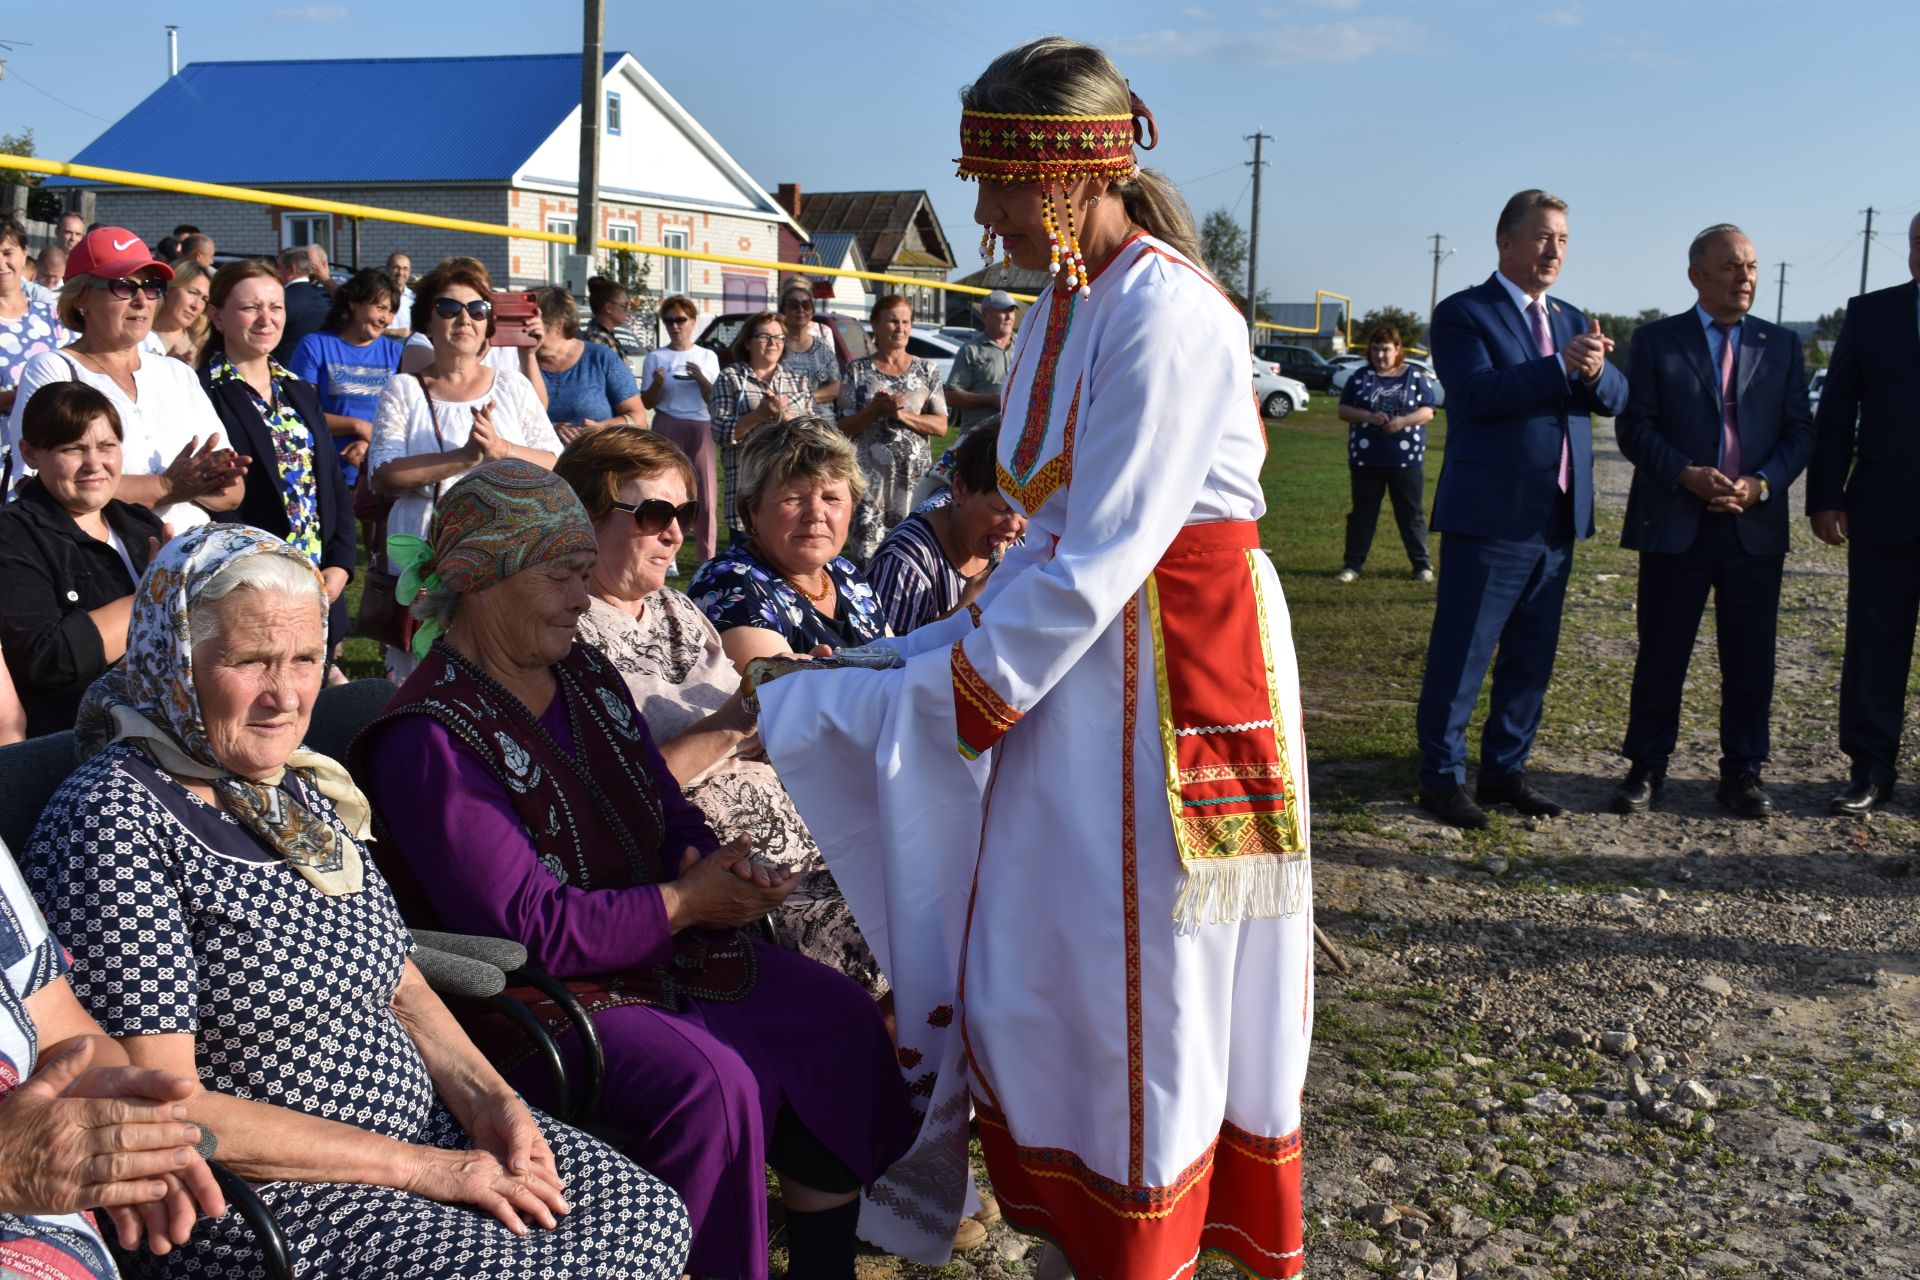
left=755, top=36, right=1313, bottom=1279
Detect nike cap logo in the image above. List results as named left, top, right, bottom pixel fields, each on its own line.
left=112, top=236, right=139, bottom=251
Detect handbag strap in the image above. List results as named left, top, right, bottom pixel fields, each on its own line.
left=5, top=354, right=89, bottom=499
left=413, top=371, right=450, bottom=512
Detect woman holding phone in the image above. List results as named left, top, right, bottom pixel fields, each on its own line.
left=639, top=294, right=720, bottom=562
left=369, top=259, right=561, bottom=676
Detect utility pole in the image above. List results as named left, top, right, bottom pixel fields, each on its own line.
left=1774, top=262, right=1789, bottom=324
left=1428, top=233, right=1453, bottom=324
left=1244, top=130, right=1270, bottom=346
left=572, top=0, right=604, bottom=293
left=1859, top=206, right=1875, bottom=297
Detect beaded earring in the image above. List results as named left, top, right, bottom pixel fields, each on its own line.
left=1042, top=188, right=1063, bottom=283
left=979, top=224, right=997, bottom=267
left=1062, top=191, right=1089, bottom=298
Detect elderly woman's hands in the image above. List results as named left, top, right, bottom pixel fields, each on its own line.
left=400, top=1138, right=571, bottom=1236
left=0, top=1037, right=221, bottom=1233
left=660, top=836, right=797, bottom=930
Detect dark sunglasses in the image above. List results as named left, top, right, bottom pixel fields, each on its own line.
left=781, top=296, right=814, bottom=310
left=610, top=498, right=699, bottom=536
left=100, top=277, right=168, bottom=301
left=431, top=297, right=493, bottom=321
left=662, top=314, right=693, bottom=326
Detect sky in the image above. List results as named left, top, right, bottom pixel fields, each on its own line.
left=5, top=0, right=1918, bottom=325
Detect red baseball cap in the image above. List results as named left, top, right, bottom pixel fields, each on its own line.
left=66, top=227, right=175, bottom=283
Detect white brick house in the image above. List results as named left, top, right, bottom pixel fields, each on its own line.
left=56, top=52, right=803, bottom=328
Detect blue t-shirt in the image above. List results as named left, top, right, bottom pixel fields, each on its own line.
left=1341, top=366, right=1437, bottom=469
left=541, top=341, right=638, bottom=427
left=288, top=331, right=403, bottom=422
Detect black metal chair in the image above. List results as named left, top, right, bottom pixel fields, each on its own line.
left=0, top=731, right=296, bottom=1280
left=313, top=681, right=607, bottom=1125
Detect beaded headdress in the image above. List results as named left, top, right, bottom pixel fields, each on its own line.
left=959, top=91, right=1158, bottom=298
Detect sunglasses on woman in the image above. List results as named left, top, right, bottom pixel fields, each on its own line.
left=100, top=277, right=169, bottom=301
left=610, top=498, right=700, bottom=536
left=431, top=297, right=493, bottom=320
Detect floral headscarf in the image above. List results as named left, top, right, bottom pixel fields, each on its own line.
left=75, top=523, right=371, bottom=896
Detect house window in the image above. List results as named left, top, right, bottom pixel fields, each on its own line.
left=721, top=272, right=766, bottom=315
left=546, top=217, right=575, bottom=286
left=607, top=222, right=638, bottom=285
left=606, top=92, right=622, bottom=135
left=282, top=213, right=331, bottom=253
left=661, top=228, right=689, bottom=298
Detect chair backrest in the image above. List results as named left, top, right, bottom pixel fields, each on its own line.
left=0, top=732, right=81, bottom=853
left=304, top=679, right=397, bottom=764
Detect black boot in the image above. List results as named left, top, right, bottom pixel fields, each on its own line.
left=784, top=1199, right=861, bottom=1280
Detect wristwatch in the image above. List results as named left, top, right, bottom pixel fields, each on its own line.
left=1756, top=476, right=1771, bottom=505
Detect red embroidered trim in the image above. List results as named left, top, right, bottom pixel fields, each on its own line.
left=956, top=111, right=1137, bottom=184
left=1008, top=289, right=1075, bottom=481
left=953, top=640, right=1021, bottom=759
left=997, top=377, right=1079, bottom=517
left=1121, top=599, right=1145, bottom=1184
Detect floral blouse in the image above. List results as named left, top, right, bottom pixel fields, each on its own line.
left=779, top=330, right=841, bottom=424
left=206, top=354, right=324, bottom=563
left=688, top=540, right=886, bottom=651
left=836, top=355, right=948, bottom=563
left=0, top=302, right=65, bottom=394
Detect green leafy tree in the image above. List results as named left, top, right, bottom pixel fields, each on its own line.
left=0, top=129, right=60, bottom=221
left=1812, top=307, right=1847, bottom=341
left=1199, top=208, right=1248, bottom=289
left=1356, top=306, right=1426, bottom=350
left=1591, top=307, right=1664, bottom=368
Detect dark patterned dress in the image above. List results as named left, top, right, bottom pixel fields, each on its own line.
left=687, top=542, right=885, bottom=653
left=575, top=591, right=885, bottom=996
left=24, top=745, right=691, bottom=1280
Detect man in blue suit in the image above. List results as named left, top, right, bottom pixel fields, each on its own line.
left=1415, top=190, right=1629, bottom=828
left=1806, top=212, right=1920, bottom=815
left=1610, top=225, right=1815, bottom=818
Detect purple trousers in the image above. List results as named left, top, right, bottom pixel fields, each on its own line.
left=652, top=410, right=720, bottom=563
left=511, top=940, right=911, bottom=1280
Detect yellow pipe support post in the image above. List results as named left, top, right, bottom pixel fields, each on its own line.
left=0, top=154, right=1021, bottom=301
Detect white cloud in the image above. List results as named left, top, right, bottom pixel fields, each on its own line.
left=1535, top=5, right=1584, bottom=26
left=1114, top=16, right=1425, bottom=65
left=1295, top=0, right=1365, bottom=9
left=1588, top=32, right=1685, bottom=69
left=274, top=4, right=349, bottom=20
left=1179, top=5, right=1212, bottom=18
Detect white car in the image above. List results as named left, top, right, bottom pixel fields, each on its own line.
left=1251, top=354, right=1311, bottom=419
left=1329, top=357, right=1446, bottom=408
left=1808, top=367, right=1826, bottom=415
left=861, top=323, right=963, bottom=383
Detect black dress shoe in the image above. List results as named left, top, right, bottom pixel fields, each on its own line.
left=1419, top=786, right=1490, bottom=830
left=1476, top=771, right=1567, bottom=818
left=1610, top=765, right=1666, bottom=816
left=1831, top=780, right=1893, bottom=816
left=1716, top=771, right=1774, bottom=819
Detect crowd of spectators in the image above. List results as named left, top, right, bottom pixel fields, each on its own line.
left=0, top=222, right=1026, bottom=1276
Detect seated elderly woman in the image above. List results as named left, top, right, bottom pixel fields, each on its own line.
left=554, top=427, right=883, bottom=996
left=25, top=524, right=690, bottom=1279
left=1, top=836, right=225, bottom=1278
left=351, top=460, right=912, bottom=1280
left=864, top=420, right=1026, bottom=636
left=687, top=417, right=887, bottom=671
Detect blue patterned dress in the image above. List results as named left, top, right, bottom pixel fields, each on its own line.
left=24, top=747, right=692, bottom=1279
left=0, top=843, right=117, bottom=1280
left=688, top=541, right=886, bottom=651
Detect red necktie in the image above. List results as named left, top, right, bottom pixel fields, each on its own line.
left=1528, top=300, right=1570, bottom=493
left=1712, top=320, right=1742, bottom=480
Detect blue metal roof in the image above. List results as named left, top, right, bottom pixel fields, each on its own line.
left=57, top=52, right=623, bottom=186
left=799, top=232, right=860, bottom=265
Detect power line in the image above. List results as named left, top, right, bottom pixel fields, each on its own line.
left=1860, top=207, right=1875, bottom=296
left=2, top=66, right=115, bottom=124
left=1177, top=162, right=1249, bottom=188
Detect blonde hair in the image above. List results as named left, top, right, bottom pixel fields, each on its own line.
left=161, top=259, right=215, bottom=360
left=962, top=37, right=1206, bottom=272
left=735, top=415, right=866, bottom=534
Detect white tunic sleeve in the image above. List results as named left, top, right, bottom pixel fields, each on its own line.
left=949, top=261, right=1250, bottom=754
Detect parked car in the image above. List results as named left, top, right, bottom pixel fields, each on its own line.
left=1330, top=356, right=1446, bottom=409
left=853, top=322, right=964, bottom=383
left=1251, top=354, right=1311, bottom=419
left=1808, top=366, right=1827, bottom=415
left=1253, top=343, right=1336, bottom=391
left=695, top=310, right=872, bottom=372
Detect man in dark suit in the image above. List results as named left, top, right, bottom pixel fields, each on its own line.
left=1610, top=225, right=1815, bottom=817
left=1415, top=190, right=1629, bottom=828
left=1806, top=212, right=1920, bottom=815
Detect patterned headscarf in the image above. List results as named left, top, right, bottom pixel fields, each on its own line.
left=75, top=523, right=370, bottom=896
left=431, top=458, right=596, bottom=593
